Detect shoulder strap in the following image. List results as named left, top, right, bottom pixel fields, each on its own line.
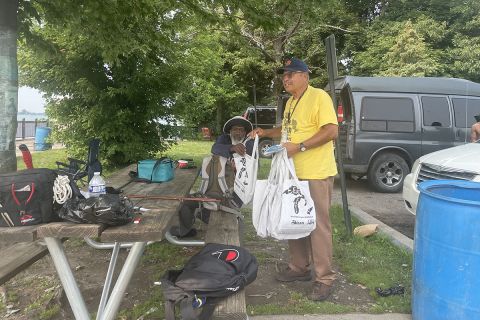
left=178, top=296, right=220, bottom=320
left=150, top=159, right=163, bottom=181
left=199, top=156, right=212, bottom=194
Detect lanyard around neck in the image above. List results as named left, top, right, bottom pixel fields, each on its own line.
left=287, top=88, right=307, bottom=124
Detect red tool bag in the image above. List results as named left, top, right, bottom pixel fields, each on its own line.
left=0, top=169, right=58, bottom=227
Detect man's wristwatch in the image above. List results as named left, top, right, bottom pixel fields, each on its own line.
left=299, top=142, right=307, bottom=152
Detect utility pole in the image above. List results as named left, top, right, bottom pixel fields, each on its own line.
left=325, top=34, right=352, bottom=236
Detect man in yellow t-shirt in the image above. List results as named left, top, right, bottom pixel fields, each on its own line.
left=250, top=57, right=338, bottom=301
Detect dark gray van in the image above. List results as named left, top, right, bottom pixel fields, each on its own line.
left=332, top=76, right=480, bottom=192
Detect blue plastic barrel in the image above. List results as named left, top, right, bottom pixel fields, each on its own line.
left=34, top=127, right=52, bottom=151
left=413, top=180, right=480, bottom=320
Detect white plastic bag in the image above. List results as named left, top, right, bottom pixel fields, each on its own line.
left=273, top=152, right=316, bottom=238
left=252, top=149, right=316, bottom=239
left=233, top=135, right=259, bottom=205
left=252, top=151, right=282, bottom=237
left=252, top=179, right=269, bottom=238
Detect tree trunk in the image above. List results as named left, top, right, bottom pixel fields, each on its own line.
left=272, top=37, right=285, bottom=126
left=215, top=101, right=224, bottom=136
left=0, top=0, right=19, bottom=173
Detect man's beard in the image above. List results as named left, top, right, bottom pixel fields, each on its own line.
left=231, top=133, right=245, bottom=145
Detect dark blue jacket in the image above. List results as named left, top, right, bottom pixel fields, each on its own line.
left=211, top=134, right=254, bottom=158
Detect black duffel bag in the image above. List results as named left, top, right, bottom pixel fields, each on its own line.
left=0, top=168, right=57, bottom=227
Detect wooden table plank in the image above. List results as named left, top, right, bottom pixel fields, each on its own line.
left=205, top=211, right=241, bottom=245
left=100, top=209, right=173, bottom=242
left=106, top=165, right=135, bottom=189
left=0, top=225, right=39, bottom=242
left=37, top=222, right=104, bottom=238
left=0, top=241, right=49, bottom=285
left=205, top=211, right=247, bottom=320
left=102, top=167, right=199, bottom=241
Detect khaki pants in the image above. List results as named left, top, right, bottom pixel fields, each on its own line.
left=287, top=177, right=336, bottom=285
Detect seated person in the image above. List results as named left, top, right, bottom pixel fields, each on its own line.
left=212, top=116, right=255, bottom=158
left=212, top=116, right=256, bottom=208
left=170, top=116, right=256, bottom=237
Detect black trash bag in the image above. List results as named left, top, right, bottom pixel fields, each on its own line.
left=58, top=194, right=134, bottom=226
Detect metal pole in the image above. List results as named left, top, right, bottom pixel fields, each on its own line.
left=97, top=242, right=120, bottom=320
left=100, top=242, right=146, bottom=320
left=325, top=34, right=352, bottom=236
left=44, top=237, right=90, bottom=320
left=165, top=230, right=205, bottom=246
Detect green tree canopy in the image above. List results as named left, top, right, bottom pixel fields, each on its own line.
left=19, top=0, right=186, bottom=165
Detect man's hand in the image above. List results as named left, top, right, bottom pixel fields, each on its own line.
left=282, top=142, right=300, bottom=158
left=249, top=128, right=264, bottom=139
left=230, top=143, right=246, bottom=156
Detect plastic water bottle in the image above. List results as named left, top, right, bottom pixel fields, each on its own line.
left=88, top=172, right=106, bottom=197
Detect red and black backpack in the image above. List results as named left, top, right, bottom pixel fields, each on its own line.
left=161, top=243, right=258, bottom=320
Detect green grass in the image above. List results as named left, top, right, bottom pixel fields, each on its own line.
left=248, top=291, right=353, bottom=316
left=331, top=205, right=412, bottom=313
left=16, top=149, right=68, bottom=170
left=21, top=141, right=412, bottom=317
left=162, top=140, right=214, bottom=167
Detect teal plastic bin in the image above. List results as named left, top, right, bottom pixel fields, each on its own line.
left=413, top=180, right=480, bottom=319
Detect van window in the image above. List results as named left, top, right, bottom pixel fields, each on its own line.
left=360, top=97, right=414, bottom=132
left=250, top=108, right=276, bottom=125
left=340, top=87, right=352, bottom=121
left=452, top=98, right=480, bottom=127
left=421, top=96, right=451, bottom=127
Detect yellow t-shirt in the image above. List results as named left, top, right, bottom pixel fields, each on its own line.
left=282, top=85, right=338, bottom=179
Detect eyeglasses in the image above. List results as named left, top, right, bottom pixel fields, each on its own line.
left=282, top=71, right=304, bottom=79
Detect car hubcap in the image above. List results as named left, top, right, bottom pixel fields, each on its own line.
left=376, top=161, right=403, bottom=187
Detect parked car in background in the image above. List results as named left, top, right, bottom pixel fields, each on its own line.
left=328, top=76, right=480, bottom=193
left=243, top=105, right=277, bottom=158
left=402, top=141, right=480, bottom=214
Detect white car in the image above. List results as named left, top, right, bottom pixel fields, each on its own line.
left=403, top=142, right=480, bottom=214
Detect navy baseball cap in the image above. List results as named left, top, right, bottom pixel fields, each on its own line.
left=277, top=57, right=310, bottom=74
left=475, top=114, right=480, bottom=122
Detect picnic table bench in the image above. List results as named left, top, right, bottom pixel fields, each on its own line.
left=0, top=164, right=198, bottom=320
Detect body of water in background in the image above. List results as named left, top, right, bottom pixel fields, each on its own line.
left=17, top=113, right=47, bottom=121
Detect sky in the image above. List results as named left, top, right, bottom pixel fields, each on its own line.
left=18, top=86, right=45, bottom=113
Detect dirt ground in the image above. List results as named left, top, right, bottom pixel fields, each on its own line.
left=1, top=222, right=375, bottom=320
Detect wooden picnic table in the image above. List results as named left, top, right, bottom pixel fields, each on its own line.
left=0, top=164, right=198, bottom=320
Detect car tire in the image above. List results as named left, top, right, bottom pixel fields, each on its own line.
left=258, top=139, right=274, bottom=158
left=367, top=153, right=409, bottom=193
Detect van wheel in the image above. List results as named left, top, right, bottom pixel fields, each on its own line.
left=259, top=139, right=274, bottom=158
left=367, top=153, right=409, bottom=193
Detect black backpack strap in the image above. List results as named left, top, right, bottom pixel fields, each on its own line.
left=178, top=296, right=220, bottom=320
left=164, top=300, right=176, bottom=320
left=179, top=297, right=198, bottom=320
left=197, top=298, right=220, bottom=320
